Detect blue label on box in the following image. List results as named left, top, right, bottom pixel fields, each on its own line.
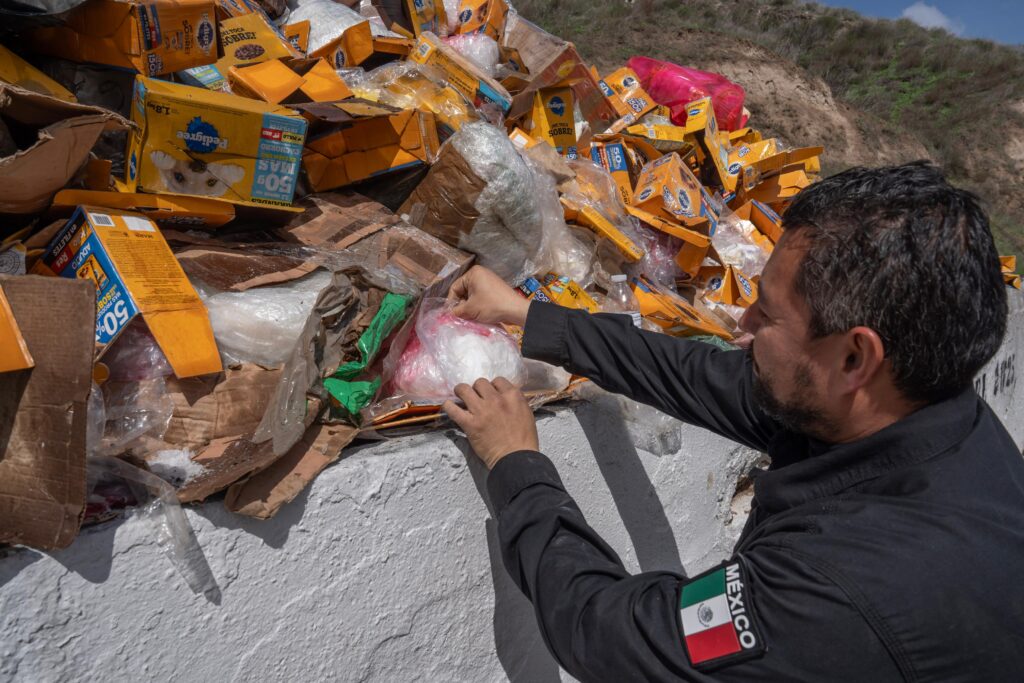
left=251, top=113, right=307, bottom=204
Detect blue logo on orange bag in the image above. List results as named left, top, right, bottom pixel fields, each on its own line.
left=728, top=162, right=742, bottom=175
left=638, top=187, right=652, bottom=201
left=548, top=96, right=566, bottom=116
left=129, top=151, right=137, bottom=180
left=459, top=8, right=472, bottom=22
left=178, top=117, right=227, bottom=153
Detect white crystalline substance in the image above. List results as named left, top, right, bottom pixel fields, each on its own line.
left=148, top=449, right=205, bottom=486
left=197, top=271, right=332, bottom=367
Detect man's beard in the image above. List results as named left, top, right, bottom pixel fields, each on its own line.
left=748, top=346, right=836, bottom=440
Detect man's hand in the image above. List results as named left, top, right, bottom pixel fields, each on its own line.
left=448, top=266, right=531, bottom=328
left=444, top=378, right=539, bottom=470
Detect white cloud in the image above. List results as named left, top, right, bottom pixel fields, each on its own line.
left=901, top=2, right=965, bottom=35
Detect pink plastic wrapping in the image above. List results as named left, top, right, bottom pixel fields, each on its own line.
left=627, top=56, right=746, bottom=131
left=387, top=297, right=527, bottom=401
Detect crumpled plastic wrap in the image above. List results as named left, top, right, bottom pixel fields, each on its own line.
left=286, top=0, right=397, bottom=54
left=712, top=211, right=771, bottom=276
left=346, top=61, right=480, bottom=138
left=388, top=298, right=527, bottom=400
left=98, top=379, right=175, bottom=456
left=87, top=456, right=218, bottom=597
left=449, top=122, right=550, bottom=283
left=443, top=34, right=500, bottom=76
left=194, top=271, right=333, bottom=367
left=100, top=322, right=174, bottom=381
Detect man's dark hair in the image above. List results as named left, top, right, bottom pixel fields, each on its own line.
left=782, top=161, right=1008, bottom=404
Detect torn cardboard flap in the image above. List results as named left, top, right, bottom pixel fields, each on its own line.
left=51, top=190, right=236, bottom=230
left=276, top=192, right=402, bottom=250
left=164, top=363, right=284, bottom=451
left=0, top=275, right=94, bottom=550
left=175, top=244, right=322, bottom=292
left=0, top=44, right=77, bottom=102
left=224, top=422, right=358, bottom=519
left=0, top=84, right=130, bottom=214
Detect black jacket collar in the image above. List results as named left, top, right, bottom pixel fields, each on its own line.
left=754, top=389, right=980, bottom=515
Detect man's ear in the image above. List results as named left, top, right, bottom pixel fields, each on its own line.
left=841, top=326, right=887, bottom=391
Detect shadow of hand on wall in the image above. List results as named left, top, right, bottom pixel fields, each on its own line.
left=449, top=431, right=564, bottom=683
left=575, top=401, right=685, bottom=574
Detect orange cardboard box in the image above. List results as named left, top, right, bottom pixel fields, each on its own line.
left=626, top=205, right=711, bottom=278
left=701, top=264, right=758, bottom=307
left=732, top=200, right=784, bottom=243
left=0, top=288, right=33, bottom=373
left=309, top=19, right=374, bottom=68
left=682, top=97, right=732, bottom=190
left=410, top=31, right=512, bottom=114
left=633, top=152, right=704, bottom=223
left=302, top=103, right=440, bottom=191
left=283, top=20, right=311, bottom=54
left=452, top=0, right=508, bottom=40
left=632, top=274, right=733, bottom=339
left=599, top=67, right=657, bottom=132
left=0, top=44, right=76, bottom=102
left=31, top=207, right=222, bottom=378
left=524, top=86, right=577, bottom=157
left=27, top=0, right=217, bottom=76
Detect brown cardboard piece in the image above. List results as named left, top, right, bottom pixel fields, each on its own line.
left=0, top=275, right=94, bottom=550
left=398, top=140, right=488, bottom=247
left=224, top=422, right=358, bottom=518
left=276, top=192, right=402, bottom=250
left=163, top=364, right=284, bottom=451
left=0, top=84, right=129, bottom=214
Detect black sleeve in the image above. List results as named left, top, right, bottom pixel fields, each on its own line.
left=489, top=451, right=903, bottom=683
left=522, top=301, right=778, bottom=453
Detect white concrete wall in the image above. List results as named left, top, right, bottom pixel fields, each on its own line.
left=2, top=290, right=1022, bottom=683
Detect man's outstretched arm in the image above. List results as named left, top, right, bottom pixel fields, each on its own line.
left=523, top=301, right=776, bottom=453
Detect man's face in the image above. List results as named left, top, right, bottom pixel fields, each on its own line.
left=738, top=233, right=840, bottom=440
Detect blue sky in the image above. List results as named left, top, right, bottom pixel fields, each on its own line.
left=813, top=1, right=1022, bottom=45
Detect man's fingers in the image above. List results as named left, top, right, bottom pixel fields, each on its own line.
left=492, top=377, right=516, bottom=393
left=448, top=273, right=470, bottom=301
left=453, top=383, right=483, bottom=412
left=442, top=400, right=472, bottom=429
left=473, top=377, right=498, bottom=399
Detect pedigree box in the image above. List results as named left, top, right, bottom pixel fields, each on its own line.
left=31, top=207, right=221, bottom=378
left=125, top=76, right=307, bottom=208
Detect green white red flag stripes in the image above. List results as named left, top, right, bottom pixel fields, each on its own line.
left=679, top=561, right=764, bottom=668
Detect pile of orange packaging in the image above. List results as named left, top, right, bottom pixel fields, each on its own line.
left=0, top=0, right=1018, bottom=551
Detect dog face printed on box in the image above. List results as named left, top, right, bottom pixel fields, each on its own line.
left=149, top=150, right=245, bottom=198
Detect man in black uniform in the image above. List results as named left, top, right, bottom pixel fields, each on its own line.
left=442, top=163, right=1024, bottom=681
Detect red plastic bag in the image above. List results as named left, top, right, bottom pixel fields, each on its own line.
left=627, top=56, right=746, bottom=131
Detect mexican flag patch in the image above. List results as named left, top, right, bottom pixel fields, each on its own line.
left=679, top=560, right=764, bottom=669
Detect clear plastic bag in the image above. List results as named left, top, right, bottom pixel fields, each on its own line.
left=346, top=61, right=480, bottom=138
left=627, top=56, right=746, bottom=131
left=389, top=298, right=527, bottom=400
left=87, top=455, right=218, bottom=597
left=100, top=321, right=174, bottom=381
left=99, top=378, right=175, bottom=456
left=194, top=271, right=333, bottom=367
left=711, top=211, right=770, bottom=277
left=449, top=122, right=550, bottom=283
left=443, top=34, right=500, bottom=77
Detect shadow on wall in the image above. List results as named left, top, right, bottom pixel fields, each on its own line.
left=574, top=401, right=684, bottom=574
left=450, top=432, right=564, bottom=682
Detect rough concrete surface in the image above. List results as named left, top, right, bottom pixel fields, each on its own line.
left=1, top=291, right=1021, bottom=683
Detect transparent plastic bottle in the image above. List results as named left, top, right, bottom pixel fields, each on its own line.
left=604, top=274, right=642, bottom=328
